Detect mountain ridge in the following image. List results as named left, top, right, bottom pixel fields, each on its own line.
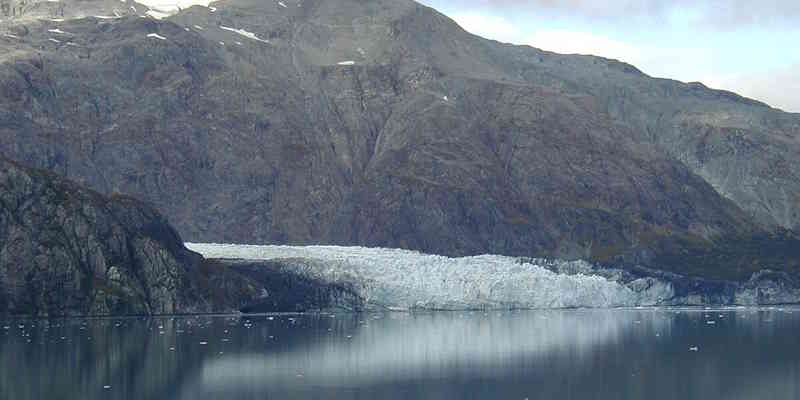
left=1, top=0, right=799, bottom=281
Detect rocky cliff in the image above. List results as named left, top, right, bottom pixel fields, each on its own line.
left=0, top=157, right=362, bottom=316
left=0, top=0, right=799, bottom=281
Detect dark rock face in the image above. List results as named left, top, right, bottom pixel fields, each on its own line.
left=1, top=0, right=799, bottom=280
left=0, top=157, right=363, bottom=315
left=0, top=157, right=364, bottom=316
left=0, top=156, right=231, bottom=315
left=223, top=259, right=364, bottom=313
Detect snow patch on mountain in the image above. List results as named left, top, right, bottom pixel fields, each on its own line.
left=186, top=244, right=675, bottom=310
left=220, top=25, right=269, bottom=43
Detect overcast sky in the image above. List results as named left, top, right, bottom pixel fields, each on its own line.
left=418, top=0, right=800, bottom=113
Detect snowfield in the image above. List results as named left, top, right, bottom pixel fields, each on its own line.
left=186, top=244, right=675, bottom=310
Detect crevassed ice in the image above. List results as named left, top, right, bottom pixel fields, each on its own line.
left=186, top=244, right=674, bottom=310
left=145, top=9, right=172, bottom=19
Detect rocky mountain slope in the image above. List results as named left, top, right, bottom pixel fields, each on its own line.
left=1, top=0, right=799, bottom=280
left=0, top=157, right=361, bottom=316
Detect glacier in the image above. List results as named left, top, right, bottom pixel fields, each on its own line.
left=186, top=244, right=676, bottom=310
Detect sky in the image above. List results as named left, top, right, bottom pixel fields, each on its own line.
left=418, top=0, right=800, bottom=113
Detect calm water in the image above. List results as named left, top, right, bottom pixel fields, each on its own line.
left=1, top=308, right=799, bottom=399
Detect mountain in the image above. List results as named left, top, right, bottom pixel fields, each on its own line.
left=0, top=157, right=361, bottom=316
left=1, top=0, right=799, bottom=281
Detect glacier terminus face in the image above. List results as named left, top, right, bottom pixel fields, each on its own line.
left=186, top=244, right=676, bottom=310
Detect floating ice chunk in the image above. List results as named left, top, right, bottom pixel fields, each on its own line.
left=443, top=95, right=448, bottom=101
left=146, top=33, right=167, bottom=40
left=103, top=385, right=111, bottom=390
left=689, top=346, right=699, bottom=352
left=235, top=41, right=242, bottom=46
left=337, top=60, right=355, bottom=66
left=706, top=320, right=716, bottom=325
left=47, top=29, right=69, bottom=34
left=48, top=38, right=61, bottom=43
left=278, top=1, right=286, bottom=7
left=199, top=341, right=208, bottom=345
left=219, top=41, right=225, bottom=46
left=184, top=27, right=190, bottom=31
left=193, top=25, right=204, bottom=30
left=220, top=26, right=269, bottom=43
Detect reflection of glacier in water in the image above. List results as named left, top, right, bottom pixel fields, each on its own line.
left=186, top=244, right=674, bottom=309
left=2, top=309, right=800, bottom=400
left=182, top=310, right=664, bottom=394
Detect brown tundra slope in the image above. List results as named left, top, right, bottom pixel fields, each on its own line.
left=1, top=0, right=799, bottom=280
